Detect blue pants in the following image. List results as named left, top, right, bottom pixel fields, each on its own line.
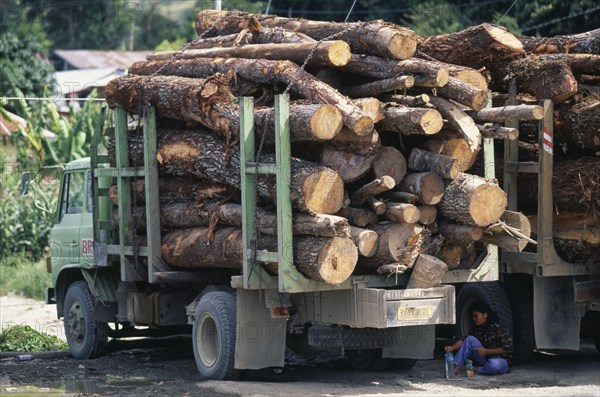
left=455, top=336, right=509, bottom=375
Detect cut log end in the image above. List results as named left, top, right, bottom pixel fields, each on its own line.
left=469, top=184, right=508, bottom=226
left=313, top=237, right=358, bottom=284
left=352, top=115, right=376, bottom=136
left=487, top=24, right=524, bottom=52
left=422, top=109, right=445, bottom=135
left=389, top=33, right=418, bottom=60
left=310, top=105, right=344, bottom=140
left=302, top=169, right=345, bottom=214
left=328, top=40, right=352, bottom=66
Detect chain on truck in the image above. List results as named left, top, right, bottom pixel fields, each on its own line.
left=34, top=95, right=455, bottom=380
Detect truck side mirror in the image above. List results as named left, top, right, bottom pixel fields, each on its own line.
left=20, top=172, right=31, bottom=196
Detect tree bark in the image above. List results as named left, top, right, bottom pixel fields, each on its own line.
left=519, top=29, right=600, bottom=55
left=337, top=207, right=368, bottom=228
left=430, top=131, right=480, bottom=172
left=340, top=55, right=449, bottom=86
left=381, top=94, right=430, bottom=107
left=417, top=205, right=437, bottom=225
left=445, top=64, right=488, bottom=91
left=365, top=196, right=387, bottom=215
left=435, top=77, right=490, bottom=111
left=382, top=191, right=419, bottom=204
left=555, top=91, right=600, bottom=152
left=357, top=222, right=424, bottom=268
left=161, top=227, right=357, bottom=284
left=195, top=10, right=418, bottom=60
left=350, top=226, right=379, bottom=257
left=351, top=176, right=396, bottom=206
left=384, top=202, right=420, bottom=224
left=398, top=172, right=445, bottom=205
left=326, top=128, right=381, bottom=156
left=406, top=254, right=448, bottom=289
left=185, top=26, right=316, bottom=49
left=128, top=58, right=373, bottom=136
left=428, top=97, right=481, bottom=152
left=148, top=40, right=352, bottom=67
left=378, top=105, right=443, bottom=136
left=482, top=210, right=531, bottom=252
left=438, top=172, right=507, bottom=226
left=408, top=148, right=460, bottom=179
left=505, top=56, right=578, bottom=103
left=468, top=104, right=544, bottom=123
left=438, top=223, right=483, bottom=243
left=440, top=241, right=477, bottom=270
left=341, top=76, right=414, bottom=98
left=119, top=128, right=344, bottom=214
left=477, top=124, right=519, bottom=140
left=372, top=146, right=407, bottom=186
left=419, top=23, right=525, bottom=76
left=353, top=98, right=384, bottom=123
left=320, top=148, right=376, bottom=183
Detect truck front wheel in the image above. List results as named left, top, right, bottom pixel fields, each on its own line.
left=192, top=291, right=239, bottom=380
left=63, top=281, right=108, bottom=359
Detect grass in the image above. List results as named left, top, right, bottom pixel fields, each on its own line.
left=0, top=254, right=51, bottom=300
left=0, top=325, right=67, bottom=352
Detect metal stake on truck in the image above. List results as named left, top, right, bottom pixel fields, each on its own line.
left=41, top=94, right=455, bottom=379
left=441, top=81, right=600, bottom=363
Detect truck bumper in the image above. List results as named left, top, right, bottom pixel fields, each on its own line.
left=45, top=288, right=56, bottom=305
left=306, top=285, right=455, bottom=328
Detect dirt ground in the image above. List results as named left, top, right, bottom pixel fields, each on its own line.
left=1, top=295, right=599, bottom=397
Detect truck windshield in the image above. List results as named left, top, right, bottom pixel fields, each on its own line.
left=59, top=172, right=86, bottom=221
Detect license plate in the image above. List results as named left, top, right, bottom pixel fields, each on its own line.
left=397, top=305, right=434, bottom=321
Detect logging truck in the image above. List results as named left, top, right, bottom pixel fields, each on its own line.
left=441, top=90, right=600, bottom=363
left=38, top=97, right=455, bottom=380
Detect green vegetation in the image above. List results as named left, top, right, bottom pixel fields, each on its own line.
left=0, top=255, right=51, bottom=300
left=0, top=325, right=67, bottom=352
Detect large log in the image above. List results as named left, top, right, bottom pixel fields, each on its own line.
left=148, top=40, right=352, bottom=67
left=428, top=97, right=481, bottom=152
left=519, top=29, right=600, bottom=55
left=120, top=128, right=345, bottom=214
left=351, top=176, right=396, bottom=207
left=419, top=23, right=525, bottom=77
left=408, top=148, right=459, bottom=179
left=505, top=56, right=578, bottom=103
left=357, top=222, right=423, bottom=268
left=109, top=178, right=233, bottom=206
left=128, top=58, right=373, bottom=136
left=372, top=146, right=407, bottom=185
left=321, top=148, right=375, bottom=183
left=341, top=55, right=449, bottom=86
left=398, top=172, right=445, bottom=205
left=417, top=205, right=437, bottom=225
left=482, top=210, right=532, bottom=252
left=185, top=26, right=316, bottom=48
left=350, top=226, right=379, bottom=257
left=440, top=241, right=477, bottom=270
left=425, top=131, right=480, bottom=172
left=341, top=76, right=414, bottom=98
left=195, top=10, right=418, bottom=60
left=555, top=91, right=600, bottom=152
left=477, top=124, right=519, bottom=140
left=438, top=172, right=507, bottom=227
left=117, top=201, right=350, bottom=237
left=161, top=227, right=357, bottom=284
left=438, top=223, right=483, bottom=243
left=378, top=105, right=443, bottom=136
left=381, top=93, right=430, bottom=107
left=468, top=104, right=544, bottom=123
left=326, top=128, right=381, bottom=156
left=106, top=74, right=343, bottom=143
left=406, top=254, right=448, bottom=289
left=435, top=77, right=489, bottom=111
left=384, top=202, right=420, bottom=224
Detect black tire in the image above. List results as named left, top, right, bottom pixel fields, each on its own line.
left=455, top=282, right=513, bottom=339
left=192, top=291, right=239, bottom=381
left=345, top=349, right=391, bottom=371
left=503, top=276, right=535, bottom=364
left=63, top=281, right=108, bottom=359
left=308, top=325, right=403, bottom=350
left=593, top=333, right=600, bottom=353
left=391, top=358, right=417, bottom=370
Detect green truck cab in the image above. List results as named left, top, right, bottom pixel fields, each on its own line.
left=44, top=97, right=456, bottom=379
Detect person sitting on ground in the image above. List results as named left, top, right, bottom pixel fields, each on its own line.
left=444, top=301, right=513, bottom=375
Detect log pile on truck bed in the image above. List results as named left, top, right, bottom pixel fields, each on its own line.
left=104, top=10, right=599, bottom=283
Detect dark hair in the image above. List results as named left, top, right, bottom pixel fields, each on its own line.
left=469, top=301, right=499, bottom=324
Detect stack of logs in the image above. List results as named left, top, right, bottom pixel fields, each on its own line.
left=104, top=10, right=598, bottom=285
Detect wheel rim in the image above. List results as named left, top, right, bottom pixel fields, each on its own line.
left=67, top=300, right=86, bottom=347
left=197, top=313, right=219, bottom=368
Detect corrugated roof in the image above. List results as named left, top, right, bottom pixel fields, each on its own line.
left=53, top=68, right=124, bottom=95
left=54, top=50, right=150, bottom=70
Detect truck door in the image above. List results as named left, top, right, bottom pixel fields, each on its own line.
left=50, top=171, right=87, bottom=267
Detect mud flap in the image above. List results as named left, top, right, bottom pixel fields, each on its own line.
left=381, top=325, right=435, bottom=359
left=534, top=276, right=580, bottom=350
left=235, top=289, right=286, bottom=370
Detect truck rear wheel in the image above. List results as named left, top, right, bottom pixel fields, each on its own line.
left=192, top=291, right=239, bottom=380
left=63, top=281, right=108, bottom=359
left=503, top=276, right=535, bottom=363
left=455, top=282, right=513, bottom=339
